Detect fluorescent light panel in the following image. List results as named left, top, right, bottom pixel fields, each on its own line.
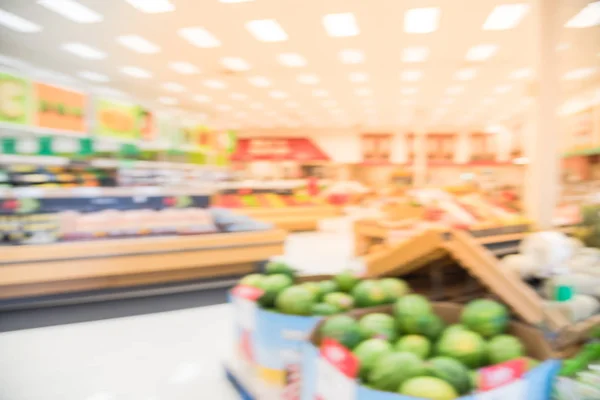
left=38, top=0, right=103, bottom=23
left=78, top=71, right=109, bottom=82
left=313, top=89, right=329, bottom=97
left=323, top=13, right=359, bottom=37
left=125, top=0, right=174, bottom=13
left=231, top=93, right=248, bottom=101
left=339, top=49, right=364, bottom=64
left=179, top=27, right=221, bottom=48
left=117, top=35, right=160, bottom=53
left=193, top=95, right=211, bottom=103
left=169, top=62, right=199, bottom=74
left=0, top=9, right=42, bottom=32
left=483, top=4, right=529, bottom=30
left=565, top=1, right=600, bottom=28
left=62, top=42, right=106, bottom=59
left=563, top=67, right=597, bottom=80
left=510, top=67, right=532, bottom=79
left=402, top=47, right=429, bottom=62
left=269, top=90, right=288, bottom=99
left=278, top=53, right=307, bottom=67
left=159, top=96, right=178, bottom=105
left=122, top=66, right=152, bottom=78
left=401, top=70, right=422, bottom=81
left=163, top=82, right=185, bottom=92
left=248, top=76, right=271, bottom=87
left=455, top=68, right=477, bottom=80
left=446, top=86, right=464, bottom=95
left=246, top=19, right=288, bottom=42
left=349, top=72, right=369, bottom=82
left=221, top=57, right=251, bottom=71
left=355, top=88, right=372, bottom=96
left=401, top=87, right=418, bottom=95
left=297, top=74, right=319, bottom=85
left=404, top=7, right=440, bottom=33
left=466, top=44, right=498, bottom=61
left=495, top=84, right=512, bottom=93
left=203, top=79, right=226, bottom=89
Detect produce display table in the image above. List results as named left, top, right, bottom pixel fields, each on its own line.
left=0, top=229, right=286, bottom=306
left=238, top=205, right=342, bottom=232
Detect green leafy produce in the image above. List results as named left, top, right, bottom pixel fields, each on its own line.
left=395, top=335, right=431, bottom=359
left=435, top=330, right=487, bottom=369
left=323, top=292, right=355, bottom=311
left=461, top=299, right=509, bottom=338
left=275, top=285, right=315, bottom=315
left=257, top=274, right=293, bottom=308
left=399, top=376, right=459, bottom=400
left=353, top=338, right=393, bottom=380
left=426, top=357, right=472, bottom=395
left=311, top=303, right=340, bottom=316
left=352, top=280, right=389, bottom=308
left=358, top=313, right=397, bottom=341
left=368, top=352, right=427, bottom=392
left=487, top=335, right=525, bottom=364
left=319, top=315, right=363, bottom=349
left=334, top=270, right=361, bottom=292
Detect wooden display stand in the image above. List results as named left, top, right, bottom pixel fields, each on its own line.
left=0, top=230, right=286, bottom=302
left=238, top=205, right=342, bottom=232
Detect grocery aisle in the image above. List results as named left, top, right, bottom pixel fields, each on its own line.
left=0, top=230, right=353, bottom=400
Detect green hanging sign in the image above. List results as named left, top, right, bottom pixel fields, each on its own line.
left=38, top=136, right=54, bottom=156
left=0, top=72, right=32, bottom=126
left=1, top=137, right=17, bottom=154
left=78, top=137, right=94, bottom=156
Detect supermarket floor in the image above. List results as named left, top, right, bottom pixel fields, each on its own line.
left=0, top=230, right=354, bottom=400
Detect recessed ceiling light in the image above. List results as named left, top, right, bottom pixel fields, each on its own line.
left=323, top=13, right=359, bottom=37
left=297, top=74, right=320, bottom=85
left=404, top=7, right=440, bottom=33
left=446, top=86, right=464, bottom=95
left=401, top=87, right=418, bottom=95
left=402, top=47, right=429, bottom=62
left=179, top=26, right=221, bottom=48
left=401, top=70, right=423, bottom=81
left=122, top=66, right=152, bottom=79
left=163, top=82, right=185, bottom=92
left=125, top=0, right=174, bottom=13
left=62, top=42, right=106, bottom=59
left=466, top=44, right=498, bottom=61
left=193, top=95, right=211, bottom=103
left=455, top=68, right=477, bottom=80
left=269, top=90, right=288, bottom=99
left=203, top=79, right=227, bottom=89
left=349, top=72, right=369, bottom=82
left=249, top=102, right=264, bottom=109
left=230, top=93, right=248, bottom=101
left=565, top=1, right=600, bottom=28
left=159, top=96, right=178, bottom=105
left=339, top=49, right=365, bottom=64
left=277, top=53, right=307, bottom=67
left=216, top=104, right=232, bottom=112
left=563, top=67, right=597, bottom=80
left=117, top=35, right=160, bottom=54
left=483, top=4, right=529, bottom=30
left=313, top=89, right=329, bottom=97
left=495, top=84, right=512, bottom=93
left=355, top=88, right=372, bottom=96
left=248, top=76, right=271, bottom=87
left=38, top=0, right=103, bottom=23
left=221, top=57, right=251, bottom=71
left=246, top=19, right=288, bottom=42
left=78, top=71, right=109, bottom=82
left=0, top=9, right=42, bottom=32
left=510, top=67, right=533, bottom=79
left=169, top=62, right=199, bottom=74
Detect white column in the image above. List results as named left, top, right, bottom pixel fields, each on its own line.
left=413, top=132, right=427, bottom=186
left=525, top=0, right=561, bottom=229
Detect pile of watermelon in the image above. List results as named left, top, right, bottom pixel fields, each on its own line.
left=318, top=296, right=536, bottom=400
left=236, top=263, right=411, bottom=316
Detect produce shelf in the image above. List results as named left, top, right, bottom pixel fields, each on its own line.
left=237, top=205, right=342, bottom=232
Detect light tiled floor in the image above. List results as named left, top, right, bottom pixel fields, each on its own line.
left=0, top=231, right=353, bottom=400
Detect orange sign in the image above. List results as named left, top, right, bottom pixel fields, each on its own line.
left=34, top=82, right=86, bottom=133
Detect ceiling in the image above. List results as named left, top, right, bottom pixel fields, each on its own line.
left=0, top=0, right=598, bottom=134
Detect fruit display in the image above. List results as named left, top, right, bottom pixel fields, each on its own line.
left=314, top=298, right=538, bottom=399
left=0, top=164, right=115, bottom=188
left=553, top=342, right=600, bottom=400
left=213, top=191, right=326, bottom=208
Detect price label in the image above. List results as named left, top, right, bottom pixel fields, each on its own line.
left=231, top=285, right=264, bottom=331
left=13, top=188, right=43, bottom=198
left=478, top=358, right=526, bottom=392
left=315, top=339, right=358, bottom=400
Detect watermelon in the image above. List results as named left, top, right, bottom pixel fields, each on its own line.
left=238, top=273, right=264, bottom=288
left=300, top=282, right=322, bottom=300
left=461, top=299, right=509, bottom=338
left=311, top=303, right=340, bottom=316
left=353, top=339, right=393, bottom=379
left=395, top=335, right=431, bottom=359
left=258, top=274, right=293, bottom=307
left=334, top=270, right=361, bottom=292
left=393, top=294, right=432, bottom=319
left=265, top=260, right=295, bottom=278
left=275, top=285, right=315, bottom=315
left=435, top=330, right=487, bottom=369
left=441, top=324, right=468, bottom=338
left=399, top=376, right=459, bottom=400
left=319, top=315, right=363, bottom=349
left=469, top=370, right=479, bottom=389
left=368, top=352, right=427, bottom=392
left=379, top=278, right=410, bottom=301
left=352, top=280, right=388, bottom=307
left=426, top=357, right=472, bottom=395
left=358, top=313, right=397, bottom=342
left=487, top=335, right=525, bottom=365
left=323, top=292, right=355, bottom=311
left=399, top=312, right=445, bottom=341
left=318, top=280, right=339, bottom=298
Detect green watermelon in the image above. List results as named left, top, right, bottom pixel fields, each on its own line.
left=319, top=315, right=363, bottom=349
left=393, top=294, right=432, bottom=319
left=441, top=324, right=468, bottom=338
left=379, top=278, right=410, bottom=302
left=461, top=299, right=509, bottom=338
left=435, top=330, right=487, bottom=369
left=395, top=335, right=431, bottom=359
left=300, top=282, right=322, bottom=300
left=352, top=280, right=388, bottom=307
left=399, top=376, right=459, bottom=400
left=469, top=370, right=479, bottom=389
left=265, top=260, right=295, bottom=278
left=399, top=312, right=445, bottom=341
left=358, top=313, right=397, bottom=342
left=258, top=274, right=294, bottom=307
left=353, top=339, right=394, bottom=379
left=426, top=357, right=472, bottom=395
left=368, top=352, right=427, bottom=392
left=311, top=303, right=340, bottom=316
left=487, top=335, right=525, bottom=365
left=318, top=280, right=339, bottom=298
left=275, top=285, right=315, bottom=315
left=334, top=270, right=361, bottom=292
left=238, top=273, right=264, bottom=288
left=323, top=292, right=355, bottom=311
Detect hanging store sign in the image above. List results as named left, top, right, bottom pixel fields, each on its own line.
left=94, top=98, right=152, bottom=141
left=0, top=71, right=32, bottom=126
left=361, top=133, right=392, bottom=164
left=469, top=132, right=497, bottom=162
left=565, top=108, right=595, bottom=153
left=426, top=133, right=457, bottom=164
left=34, top=82, right=87, bottom=134
left=231, top=137, right=329, bottom=162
